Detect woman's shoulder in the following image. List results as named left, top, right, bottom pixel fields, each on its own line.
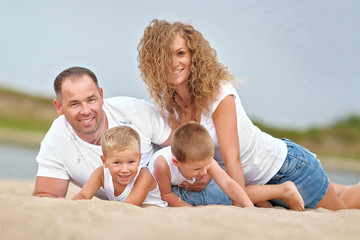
left=219, top=80, right=237, bottom=94
left=206, top=80, right=238, bottom=113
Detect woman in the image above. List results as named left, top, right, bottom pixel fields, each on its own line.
left=137, top=19, right=359, bottom=210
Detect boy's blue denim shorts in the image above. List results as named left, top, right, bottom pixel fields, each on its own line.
left=171, top=178, right=232, bottom=206
left=266, top=138, right=329, bottom=208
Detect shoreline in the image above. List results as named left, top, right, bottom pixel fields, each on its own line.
left=1, top=127, right=360, bottom=173
left=319, top=155, right=360, bottom=172
left=0, top=127, right=45, bottom=148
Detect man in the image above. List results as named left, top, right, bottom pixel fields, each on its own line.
left=33, top=67, right=171, bottom=199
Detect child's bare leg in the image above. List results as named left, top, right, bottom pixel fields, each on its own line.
left=246, top=181, right=304, bottom=211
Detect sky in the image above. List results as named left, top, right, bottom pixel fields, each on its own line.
left=0, top=0, right=359, bottom=129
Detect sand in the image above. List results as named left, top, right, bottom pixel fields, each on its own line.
left=1, top=179, right=360, bottom=240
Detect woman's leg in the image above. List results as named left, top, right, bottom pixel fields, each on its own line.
left=316, top=181, right=346, bottom=210
left=332, top=182, right=360, bottom=197
left=338, top=184, right=360, bottom=208
left=269, top=139, right=330, bottom=209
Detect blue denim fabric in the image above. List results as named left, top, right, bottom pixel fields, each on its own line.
left=171, top=179, right=232, bottom=206
left=267, top=139, right=329, bottom=208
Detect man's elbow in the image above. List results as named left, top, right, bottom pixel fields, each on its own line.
left=33, top=191, right=59, bottom=198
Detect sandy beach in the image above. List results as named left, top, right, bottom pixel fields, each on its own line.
left=1, top=179, right=360, bottom=240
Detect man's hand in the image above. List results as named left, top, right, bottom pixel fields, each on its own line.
left=179, top=174, right=211, bottom=192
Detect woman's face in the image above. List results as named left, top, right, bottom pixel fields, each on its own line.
left=168, top=35, right=192, bottom=87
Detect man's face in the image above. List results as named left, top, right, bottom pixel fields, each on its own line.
left=53, top=75, right=105, bottom=142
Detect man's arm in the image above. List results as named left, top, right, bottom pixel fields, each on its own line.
left=178, top=174, right=211, bottom=191
left=138, top=98, right=172, bottom=147
left=33, top=176, right=69, bottom=198
left=160, top=133, right=172, bottom=147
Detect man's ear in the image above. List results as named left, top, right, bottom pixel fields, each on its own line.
left=53, top=99, right=63, bottom=115
left=172, top=158, right=180, bottom=167
left=101, top=155, right=107, bottom=167
left=99, top=87, right=104, bottom=104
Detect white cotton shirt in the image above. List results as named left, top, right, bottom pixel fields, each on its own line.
left=148, top=147, right=196, bottom=185
left=103, top=165, right=167, bottom=207
left=200, top=82, right=287, bottom=185
left=36, top=96, right=171, bottom=199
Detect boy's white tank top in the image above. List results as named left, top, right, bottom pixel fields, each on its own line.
left=103, top=165, right=167, bottom=207
left=148, top=147, right=196, bottom=185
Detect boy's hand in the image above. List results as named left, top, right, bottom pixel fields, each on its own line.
left=179, top=174, right=211, bottom=191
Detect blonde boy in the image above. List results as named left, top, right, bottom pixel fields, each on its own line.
left=149, top=122, right=254, bottom=207
left=72, top=126, right=167, bottom=207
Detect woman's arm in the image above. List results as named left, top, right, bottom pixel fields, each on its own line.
left=72, top=167, right=103, bottom=200
left=208, top=159, right=253, bottom=207
left=212, top=95, right=246, bottom=189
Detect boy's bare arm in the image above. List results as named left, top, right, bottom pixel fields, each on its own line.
left=72, top=167, right=103, bottom=200
left=208, top=159, right=254, bottom=207
left=124, top=168, right=156, bottom=206
left=153, top=156, right=192, bottom=207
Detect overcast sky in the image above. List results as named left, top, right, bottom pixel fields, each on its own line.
left=0, top=0, right=359, bottom=129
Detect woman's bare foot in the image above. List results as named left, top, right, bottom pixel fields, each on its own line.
left=281, top=181, right=305, bottom=211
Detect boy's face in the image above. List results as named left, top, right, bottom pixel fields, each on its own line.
left=101, top=148, right=141, bottom=187
left=173, top=157, right=212, bottom=181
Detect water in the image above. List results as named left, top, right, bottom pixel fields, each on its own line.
left=0, top=143, right=359, bottom=185
left=325, top=168, right=360, bottom=185
left=0, top=142, right=38, bottom=179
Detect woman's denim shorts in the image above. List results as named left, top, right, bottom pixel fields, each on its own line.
left=266, top=139, right=329, bottom=208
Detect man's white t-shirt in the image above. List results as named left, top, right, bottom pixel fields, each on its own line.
left=36, top=96, right=171, bottom=199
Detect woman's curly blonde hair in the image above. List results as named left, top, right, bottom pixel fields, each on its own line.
left=137, top=19, right=234, bottom=129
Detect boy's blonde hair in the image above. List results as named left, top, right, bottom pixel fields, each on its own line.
left=171, top=122, right=214, bottom=163
left=100, top=126, right=141, bottom=157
